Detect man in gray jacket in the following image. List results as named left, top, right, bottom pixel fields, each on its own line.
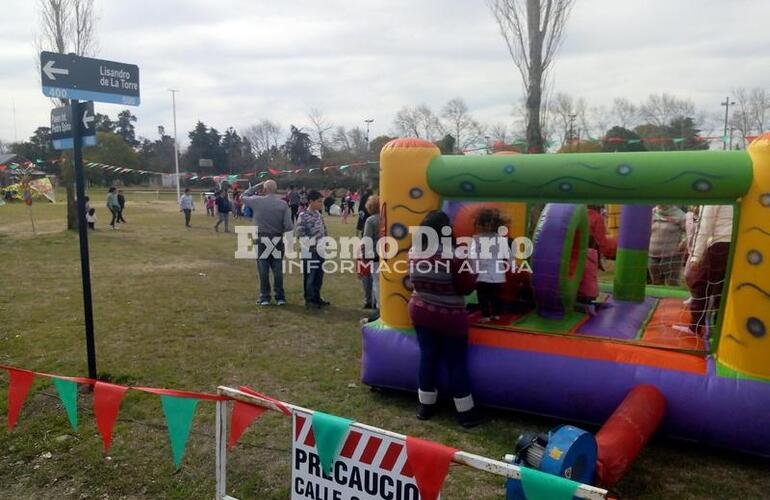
left=242, top=180, right=293, bottom=305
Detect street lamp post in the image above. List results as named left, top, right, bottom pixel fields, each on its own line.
left=169, top=89, right=181, bottom=200
left=364, top=119, right=374, bottom=151
left=568, top=114, right=577, bottom=152
left=721, top=96, right=735, bottom=151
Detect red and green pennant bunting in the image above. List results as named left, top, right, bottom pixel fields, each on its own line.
left=93, top=381, right=129, bottom=454
left=5, top=368, right=35, bottom=432
left=405, top=435, right=457, bottom=500
left=520, top=466, right=580, bottom=500
left=159, top=395, right=200, bottom=469
left=310, top=411, right=353, bottom=476
left=51, top=377, right=79, bottom=431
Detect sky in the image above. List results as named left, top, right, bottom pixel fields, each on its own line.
left=2, top=0, right=769, bottom=148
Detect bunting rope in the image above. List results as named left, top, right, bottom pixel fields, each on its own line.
left=79, top=159, right=380, bottom=182
left=0, top=364, right=607, bottom=498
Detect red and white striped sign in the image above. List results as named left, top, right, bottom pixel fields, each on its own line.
left=292, top=409, right=429, bottom=500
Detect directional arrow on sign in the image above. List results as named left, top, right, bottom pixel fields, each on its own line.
left=82, top=109, right=94, bottom=129
left=42, top=59, right=69, bottom=80
left=51, top=101, right=97, bottom=150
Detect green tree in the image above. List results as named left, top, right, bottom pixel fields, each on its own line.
left=434, top=134, right=457, bottom=155
left=115, top=110, right=139, bottom=147
left=83, top=132, right=140, bottom=185
left=668, top=117, right=709, bottom=151
left=137, top=126, right=175, bottom=174
left=95, top=113, right=115, bottom=133
left=601, top=126, right=647, bottom=152
left=283, top=125, right=317, bottom=167
left=183, top=121, right=227, bottom=174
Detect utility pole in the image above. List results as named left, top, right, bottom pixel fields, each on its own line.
left=568, top=114, right=577, bottom=152
left=169, top=89, right=181, bottom=200
left=364, top=119, right=374, bottom=152
left=721, top=96, right=735, bottom=151
left=12, top=97, right=18, bottom=143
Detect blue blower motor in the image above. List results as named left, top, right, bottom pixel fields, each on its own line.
left=505, top=425, right=597, bottom=499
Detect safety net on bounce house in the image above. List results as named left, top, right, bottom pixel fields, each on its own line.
left=361, top=135, right=770, bottom=478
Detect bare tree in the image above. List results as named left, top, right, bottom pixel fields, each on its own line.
left=488, top=0, right=576, bottom=153
left=36, top=0, right=98, bottom=230
left=441, top=98, right=485, bottom=152
left=731, top=87, right=770, bottom=148
left=488, top=122, right=511, bottom=144
left=610, top=98, right=638, bottom=129
left=638, top=93, right=695, bottom=128
left=392, top=105, right=444, bottom=141
left=548, top=92, right=574, bottom=147
left=243, top=119, right=283, bottom=158
left=332, top=126, right=352, bottom=152
left=307, top=108, right=334, bottom=159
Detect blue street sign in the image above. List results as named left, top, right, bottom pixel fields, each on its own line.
left=40, top=52, right=140, bottom=106
left=51, top=102, right=97, bottom=150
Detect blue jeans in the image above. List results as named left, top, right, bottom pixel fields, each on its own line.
left=256, top=239, right=285, bottom=302
left=361, top=274, right=373, bottom=305
left=414, top=325, right=471, bottom=399
left=302, top=247, right=325, bottom=304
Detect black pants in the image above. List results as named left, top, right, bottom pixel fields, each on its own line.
left=109, top=208, right=119, bottom=227
left=302, top=247, right=325, bottom=304
left=117, top=207, right=126, bottom=222
left=183, top=209, right=192, bottom=226
left=477, top=282, right=502, bottom=318
left=290, top=204, right=299, bottom=223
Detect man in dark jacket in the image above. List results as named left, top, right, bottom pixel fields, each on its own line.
left=214, top=190, right=232, bottom=232
left=117, top=190, right=127, bottom=223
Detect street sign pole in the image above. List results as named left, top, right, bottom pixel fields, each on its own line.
left=41, top=50, right=140, bottom=381
left=70, top=98, right=98, bottom=380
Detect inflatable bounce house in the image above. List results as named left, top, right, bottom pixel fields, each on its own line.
left=361, top=135, right=770, bottom=458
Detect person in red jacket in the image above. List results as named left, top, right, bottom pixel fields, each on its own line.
left=587, top=205, right=617, bottom=260
left=408, top=211, right=485, bottom=428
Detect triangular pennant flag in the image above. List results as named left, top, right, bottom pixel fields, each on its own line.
left=520, top=466, right=580, bottom=500
left=311, top=412, right=353, bottom=476
left=6, top=368, right=35, bottom=431
left=94, top=381, right=129, bottom=453
left=51, top=377, right=78, bottom=431
left=405, top=436, right=457, bottom=500
left=159, top=395, right=199, bottom=469
left=227, top=400, right=267, bottom=449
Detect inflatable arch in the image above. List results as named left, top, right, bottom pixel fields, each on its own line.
left=361, top=135, right=770, bottom=456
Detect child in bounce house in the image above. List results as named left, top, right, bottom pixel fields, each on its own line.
left=470, top=208, right=510, bottom=322
left=407, top=211, right=485, bottom=428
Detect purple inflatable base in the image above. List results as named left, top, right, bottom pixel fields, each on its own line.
left=577, top=296, right=657, bottom=339
left=361, top=325, right=770, bottom=457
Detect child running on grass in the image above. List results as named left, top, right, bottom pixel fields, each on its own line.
left=470, top=208, right=510, bottom=322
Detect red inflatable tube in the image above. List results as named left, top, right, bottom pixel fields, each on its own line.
left=594, top=384, right=667, bottom=488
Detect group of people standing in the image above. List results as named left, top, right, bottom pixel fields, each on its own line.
left=647, top=204, right=733, bottom=333
left=105, top=187, right=126, bottom=229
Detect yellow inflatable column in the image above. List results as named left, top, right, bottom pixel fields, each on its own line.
left=606, top=204, right=621, bottom=238
left=379, top=139, right=442, bottom=329
left=719, top=134, right=770, bottom=379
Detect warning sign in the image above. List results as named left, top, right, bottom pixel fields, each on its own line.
left=291, top=410, right=426, bottom=500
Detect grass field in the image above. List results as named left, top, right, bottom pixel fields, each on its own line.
left=1, top=189, right=769, bottom=499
